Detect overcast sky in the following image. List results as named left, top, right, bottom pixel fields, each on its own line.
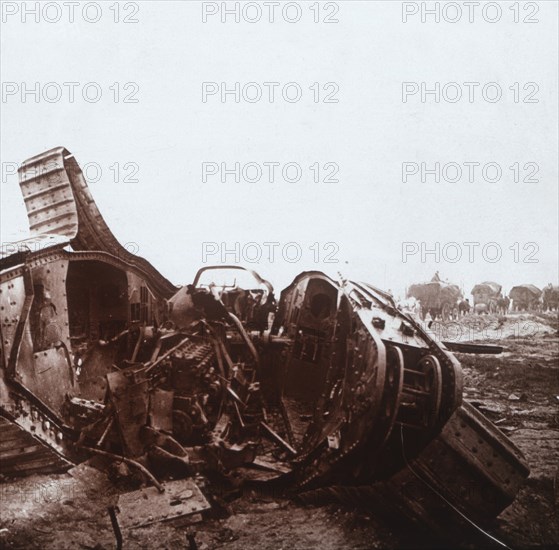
left=1, top=0, right=557, bottom=299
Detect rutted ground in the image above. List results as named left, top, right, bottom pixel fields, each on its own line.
left=457, top=313, right=559, bottom=549
left=1, top=314, right=558, bottom=550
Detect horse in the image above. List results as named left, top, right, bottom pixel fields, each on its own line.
left=496, top=296, right=510, bottom=315
left=474, top=303, right=488, bottom=315
left=458, top=299, right=471, bottom=316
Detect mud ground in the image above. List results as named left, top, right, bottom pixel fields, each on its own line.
left=1, top=313, right=557, bottom=550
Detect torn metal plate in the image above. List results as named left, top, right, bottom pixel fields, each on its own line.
left=116, top=478, right=210, bottom=529
left=149, top=388, right=174, bottom=432
left=107, top=370, right=149, bottom=457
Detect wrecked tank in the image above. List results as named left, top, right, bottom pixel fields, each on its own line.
left=1, top=148, right=529, bottom=535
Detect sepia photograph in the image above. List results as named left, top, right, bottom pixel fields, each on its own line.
left=0, top=1, right=558, bottom=548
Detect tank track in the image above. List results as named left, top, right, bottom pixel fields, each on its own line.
left=18, top=147, right=177, bottom=299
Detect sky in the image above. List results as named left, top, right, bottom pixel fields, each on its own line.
left=1, top=0, right=558, bottom=299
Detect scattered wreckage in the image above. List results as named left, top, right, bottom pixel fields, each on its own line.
left=1, top=148, right=529, bottom=538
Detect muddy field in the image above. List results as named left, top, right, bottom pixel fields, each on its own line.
left=1, top=313, right=557, bottom=550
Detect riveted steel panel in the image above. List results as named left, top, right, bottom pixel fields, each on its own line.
left=117, top=478, right=210, bottom=529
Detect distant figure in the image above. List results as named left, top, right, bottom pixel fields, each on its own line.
left=425, top=310, right=434, bottom=328
left=497, top=296, right=510, bottom=315
left=398, top=297, right=421, bottom=321
left=458, top=298, right=471, bottom=316
left=431, top=271, right=441, bottom=282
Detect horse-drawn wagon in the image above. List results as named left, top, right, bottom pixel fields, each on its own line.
left=509, top=284, right=542, bottom=311
left=542, top=283, right=559, bottom=311
left=407, top=276, right=462, bottom=321
left=471, top=281, right=503, bottom=314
